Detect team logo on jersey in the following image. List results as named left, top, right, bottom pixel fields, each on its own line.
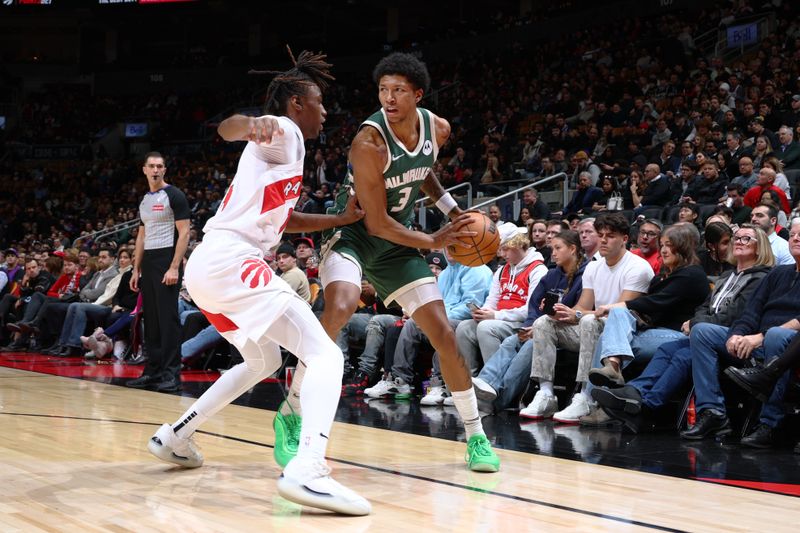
left=240, top=258, right=273, bottom=289
left=152, top=204, right=165, bottom=211
left=422, top=140, right=433, bottom=156
left=261, top=175, right=302, bottom=214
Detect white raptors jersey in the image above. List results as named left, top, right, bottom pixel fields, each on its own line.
left=203, top=116, right=304, bottom=254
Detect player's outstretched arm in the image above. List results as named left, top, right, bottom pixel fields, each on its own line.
left=351, top=128, right=474, bottom=250
left=284, top=195, right=364, bottom=233
left=217, top=114, right=284, bottom=143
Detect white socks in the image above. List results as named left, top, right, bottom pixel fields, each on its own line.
left=450, top=388, right=485, bottom=439
left=539, top=380, right=554, bottom=396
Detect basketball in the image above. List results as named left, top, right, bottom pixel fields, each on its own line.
left=446, top=211, right=500, bottom=267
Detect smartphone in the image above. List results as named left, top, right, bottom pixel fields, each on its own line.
left=467, top=302, right=480, bottom=312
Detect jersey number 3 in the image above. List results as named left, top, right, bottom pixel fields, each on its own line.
left=390, top=186, right=412, bottom=213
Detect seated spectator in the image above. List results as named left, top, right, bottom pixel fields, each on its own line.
left=584, top=224, right=710, bottom=419
left=292, top=236, right=317, bottom=274
left=473, top=230, right=587, bottom=412
left=730, top=157, right=757, bottom=191
left=724, top=183, right=752, bottom=225
left=759, top=191, right=789, bottom=228
left=522, top=188, right=551, bottom=221
left=523, top=213, right=653, bottom=422
left=669, top=162, right=699, bottom=205
left=276, top=242, right=310, bottom=302
left=750, top=134, right=774, bottom=171
left=775, top=126, right=800, bottom=171
left=368, top=252, right=487, bottom=400
left=0, top=249, right=23, bottom=299
left=487, top=204, right=503, bottom=225
left=559, top=172, right=604, bottom=217
left=750, top=203, right=794, bottom=265
left=571, top=151, right=601, bottom=187
left=676, top=202, right=701, bottom=229
left=684, top=160, right=728, bottom=205
left=333, top=279, right=381, bottom=376
left=577, top=217, right=600, bottom=259
left=633, top=164, right=671, bottom=215
left=7, top=253, right=81, bottom=350
left=698, top=222, right=734, bottom=281
left=724, top=334, right=800, bottom=454
left=591, top=176, right=618, bottom=213
left=0, top=258, right=53, bottom=350
left=527, top=219, right=550, bottom=263
left=516, top=207, right=532, bottom=227
left=456, top=223, right=547, bottom=373
left=743, top=166, right=790, bottom=213
left=50, top=248, right=132, bottom=357
left=631, top=219, right=663, bottom=274
left=761, top=156, right=792, bottom=202
left=682, top=219, right=800, bottom=448
left=354, top=254, right=448, bottom=397
left=594, top=224, right=773, bottom=431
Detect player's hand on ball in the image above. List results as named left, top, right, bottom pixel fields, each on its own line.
left=431, top=213, right=476, bottom=249
left=246, top=116, right=284, bottom=144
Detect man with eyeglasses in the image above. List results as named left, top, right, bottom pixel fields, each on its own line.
left=684, top=219, right=800, bottom=449
left=631, top=220, right=663, bottom=274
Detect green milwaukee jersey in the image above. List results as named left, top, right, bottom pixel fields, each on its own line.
left=320, top=107, right=440, bottom=303
left=329, top=107, right=438, bottom=226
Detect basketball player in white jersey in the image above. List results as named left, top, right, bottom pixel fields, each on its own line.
left=146, top=49, right=370, bottom=516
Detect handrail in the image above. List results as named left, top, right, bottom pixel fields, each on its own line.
left=416, top=182, right=472, bottom=229
left=472, top=172, right=569, bottom=220
left=72, top=219, right=140, bottom=248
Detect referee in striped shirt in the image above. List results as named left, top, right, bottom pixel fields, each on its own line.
left=127, top=152, right=190, bottom=392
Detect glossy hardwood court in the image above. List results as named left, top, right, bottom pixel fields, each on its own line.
left=0, top=365, right=798, bottom=532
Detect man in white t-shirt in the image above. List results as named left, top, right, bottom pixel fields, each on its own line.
left=521, top=212, right=653, bottom=423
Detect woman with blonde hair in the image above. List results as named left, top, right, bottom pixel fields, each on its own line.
left=592, top=224, right=774, bottom=432
left=751, top=135, right=774, bottom=170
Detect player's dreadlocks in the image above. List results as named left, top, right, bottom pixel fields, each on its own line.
left=250, top=45, right=335, bottom=116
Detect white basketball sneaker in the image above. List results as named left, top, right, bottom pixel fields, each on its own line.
left=277, top=458, right=371, bottom=516
left=147, top=423, right=204, bottom=468
left=364, top=376, right=395, bottom=398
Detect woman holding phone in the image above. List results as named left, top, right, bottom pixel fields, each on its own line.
left=471, top=230, right=588, bottom=411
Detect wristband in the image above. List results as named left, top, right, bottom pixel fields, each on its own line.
left=435, top=193, right=458, bottom=215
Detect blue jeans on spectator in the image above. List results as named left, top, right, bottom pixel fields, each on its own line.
left=628, top=337, right=692, bottom=409
left=477, top=335, right=533, bottom=410
left=178, top=299, right=199, bottom=326
left=59, top=303, right=112, bottom=348
left=689, top=323, right=797, bottom=428
left=588, top=307, right=685, bottom=393
left=104, top=312, right=134, bottom=338
left=181, top=325, right=222, bottom=360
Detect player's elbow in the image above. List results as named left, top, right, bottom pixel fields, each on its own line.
left=363, top=216, right=385, bottom=237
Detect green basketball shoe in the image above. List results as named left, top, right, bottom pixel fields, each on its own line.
left=465, top=434, right=500, bottom=472
left=273, top=401, right=302, bottom=467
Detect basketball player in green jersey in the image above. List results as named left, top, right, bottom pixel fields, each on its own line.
left=273, top=52, right=500, bottom=472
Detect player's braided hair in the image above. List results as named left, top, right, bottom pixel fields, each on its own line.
left=250, top=45, right=335, bottom=115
